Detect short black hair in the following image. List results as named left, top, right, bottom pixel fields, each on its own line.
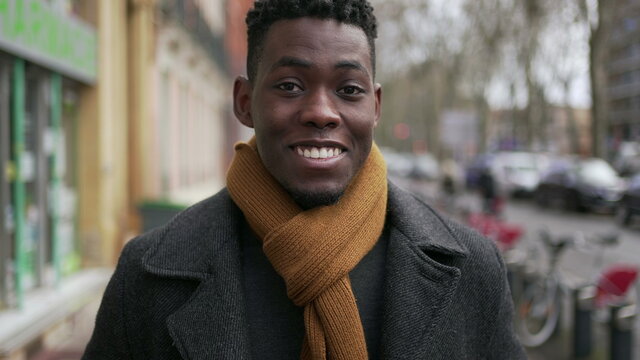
left=245, top=0, right=378, bottom=82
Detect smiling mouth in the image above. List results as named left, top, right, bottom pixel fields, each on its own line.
left=294, top=145, right=344, bottom=159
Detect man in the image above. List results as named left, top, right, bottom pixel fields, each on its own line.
left=83, top=0, right=525, bottom=359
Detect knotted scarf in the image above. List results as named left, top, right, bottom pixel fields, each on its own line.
left=226, top=137, right=387, bottom=360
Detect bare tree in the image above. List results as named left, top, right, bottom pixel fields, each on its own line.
left=373, top=0, right=593, bottom=157
left=586, top=0, right=620, bottom=158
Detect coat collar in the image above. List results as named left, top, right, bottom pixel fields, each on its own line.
left=385, top=182, right=468, bottom=257
left=141, top=189, right=239, bottom=281
left=381, top=183, right=468, bottom=358
left=142, top=183, right=469, bottom=359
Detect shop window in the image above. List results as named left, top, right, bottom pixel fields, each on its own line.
left=22, top=65, right=50, bottom=290
left=57, top=80, right=81, bottom=276
left=0, top=58, right=81, bottom=309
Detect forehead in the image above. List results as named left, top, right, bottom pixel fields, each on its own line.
left=258, top=18, right=372, bottom=77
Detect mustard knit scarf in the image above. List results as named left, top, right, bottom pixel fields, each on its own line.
left=226, top=137, right=387, bottom=360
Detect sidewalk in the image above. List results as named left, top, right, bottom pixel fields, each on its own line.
left=0, top=269, right=110, bottom=360
left=30, top=300, right=99, bottom=360
left=525, top=331, right=607, bottom=360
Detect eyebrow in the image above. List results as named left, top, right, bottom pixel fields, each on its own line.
left=269, top=56, right=370, bottom=77
left=269, top=56, right=312, bottom=72
left=334, top=60, right=369, bottom=77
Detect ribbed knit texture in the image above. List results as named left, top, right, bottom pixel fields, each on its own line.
left=226, top=137, right=387, bottom=360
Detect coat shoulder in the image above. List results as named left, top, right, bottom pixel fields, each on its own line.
left=119, top=188, right=241, bottom=280
left=388, top=182, right=501, bottom=265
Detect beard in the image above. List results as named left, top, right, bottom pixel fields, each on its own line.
left=287, top=187, right=344, bottom=210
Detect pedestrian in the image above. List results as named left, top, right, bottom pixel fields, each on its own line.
left=82, top=0, right=525, bottom=359
left=479, top=166, right=499, bottom=215
left=440, top=158, right=459, bottom=213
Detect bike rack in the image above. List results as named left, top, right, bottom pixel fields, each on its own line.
left=573, top=285, right=596, bottom=358
left=475, top=219, right=639, bottom=358
left=610, top=303, right=635, bottom=360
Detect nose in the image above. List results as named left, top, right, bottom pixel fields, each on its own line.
left=299, top=89, right=341, bottom=129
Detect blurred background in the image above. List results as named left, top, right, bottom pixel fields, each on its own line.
left=0, top=0, right=639, bottom=359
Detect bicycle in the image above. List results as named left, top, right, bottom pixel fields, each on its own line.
left=515, top=229, right=639, bottom=348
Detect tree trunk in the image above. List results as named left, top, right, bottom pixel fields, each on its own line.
left=563, top=80, right=580, bottom=154
left=476, top=96, right=489, bottom=153
left=590, top=0, right=618, bottom=159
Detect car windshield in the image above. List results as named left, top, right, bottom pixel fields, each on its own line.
left=577, top=160, right=619, bottom=187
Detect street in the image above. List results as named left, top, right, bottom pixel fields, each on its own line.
left=392, top=176, right=640, bottom=359
left=392, top=177, right=640, bottom=280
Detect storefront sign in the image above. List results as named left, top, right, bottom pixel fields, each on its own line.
left=0, top=0, right=96, bottom=83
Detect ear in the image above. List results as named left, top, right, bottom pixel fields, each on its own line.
left=373, top=83, right=382, bottom=127
left=233, top=76, right=254, bottom=128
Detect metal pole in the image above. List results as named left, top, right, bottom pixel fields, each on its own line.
left=610, top=304, right=635, bottom=360
left=0, top=58, right=10, bottom=309
left=12, top=59, right=26, bottom=310
left=573, top=286, right=595, bottom=358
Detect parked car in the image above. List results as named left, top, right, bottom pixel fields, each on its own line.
left=534, top=157, right=625, bottom=213
left=617, top=173, right=640, bottom=225
left=613, top=141, right=640, bottom=177
left=410, top=154, right=440, bottom=181
left=491, top=151, right=549, bottom=197
left=381, top=148, right=413, bottom=178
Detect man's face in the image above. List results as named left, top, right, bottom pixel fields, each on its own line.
left=234, top=18, right=382, bottom=208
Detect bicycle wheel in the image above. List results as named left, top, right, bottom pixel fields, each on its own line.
left=517, top=278, right=562, bottom=347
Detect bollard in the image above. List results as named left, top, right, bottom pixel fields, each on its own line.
left=610, top=303, right=635, bottom=360
left=504, top=248, right=525, bottom=300
left=573, top=285, right=596, bottom=358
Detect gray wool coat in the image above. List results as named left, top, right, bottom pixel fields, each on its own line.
left=82, top=183, right=526, bottom=359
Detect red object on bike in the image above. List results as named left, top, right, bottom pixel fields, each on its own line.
left=467, top=213, right=523, bottom=251
left=497, top=225, right=523, bottom=251
left=595, top=264, right=639, bottom=307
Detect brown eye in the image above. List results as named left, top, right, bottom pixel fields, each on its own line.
left=338, top=86, right=364, bottom=96
left=276, top=82, right=302, bottom=92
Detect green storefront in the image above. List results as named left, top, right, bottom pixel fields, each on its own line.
left=0, top=0, right=96, bottom=310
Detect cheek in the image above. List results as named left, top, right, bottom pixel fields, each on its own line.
left=253, top=103, right=291, bottom=135
left=350, top=116, right=376, bottom=140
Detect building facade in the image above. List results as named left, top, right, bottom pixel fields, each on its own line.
left=0, top=1, right=120, bottom=358
left=223, top=0, right=254, bottom=167
left=0, top=0, right=98, bottom=312
left=141, top=0, right=228, bottom=207
left=0, top=0, right=234, bottom=357
left=608, top=0, right=640, bottom=145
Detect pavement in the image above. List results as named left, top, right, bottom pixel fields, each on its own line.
left=29, top=299, right=98, bottom=360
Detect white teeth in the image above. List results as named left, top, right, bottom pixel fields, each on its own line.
left=296, top=146, right=343, bottom=159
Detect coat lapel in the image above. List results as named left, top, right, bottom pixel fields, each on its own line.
left=382, top=184, right=468, bottom=359
left=141, top=190, right=251, bottom=359
left=165, top=247, right=251, bottom=360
